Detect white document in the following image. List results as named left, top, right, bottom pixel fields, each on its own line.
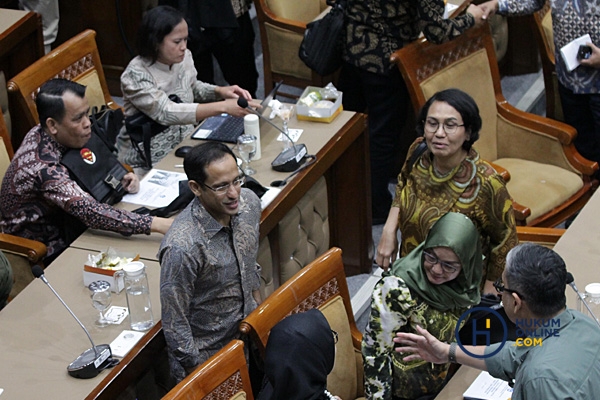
left=260, top=187, right=282, bottom=210
left=444, top=3, right=459, bottom=19
left=560, top=33, right=592, bottom=72
left=463, top=371, right=513, bottom=400
left=109, top=330, right=146, bottom=358
left=276, top=128, right=303, bottom=143
left=122, top=169, right=187, bottom=208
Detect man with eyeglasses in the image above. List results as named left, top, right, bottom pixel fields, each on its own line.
left=394, top=243, right=600, bottom=399
left=159, top=141, right=262, bottom=383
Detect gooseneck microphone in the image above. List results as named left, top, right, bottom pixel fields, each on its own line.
left=32, top=265, right=117, bottom=379
left=237, top=97, right=309, bottom=172
left=566, top=272, right=600, bottom=328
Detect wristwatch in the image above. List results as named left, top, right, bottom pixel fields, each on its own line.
left=448, top=342, right=457, bottom=363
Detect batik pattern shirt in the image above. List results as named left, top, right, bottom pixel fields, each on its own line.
left=498, top=0, right=600, bottom=94
left=117, top=50, right=219, bottom=167
left=159, top=189, right=261, bottom=382
left=343, top=0, right=475, bottom=75
left=0, top=125, right=153, bottom=260
left=392, top=138, right=517, bottom=284
left=363, top=276, right=465, bottom=399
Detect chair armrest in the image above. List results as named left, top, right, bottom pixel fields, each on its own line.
left=489, top=161, right=510, bottom=182
left=511, top=202, right=532, bottom=226
left=495, top=100, right=599, bottom=176
left=351, top=326, right=363, bottom=351
left=516, top=226, right=565, bottom=244
left=0, top=233, right=47, bottom=264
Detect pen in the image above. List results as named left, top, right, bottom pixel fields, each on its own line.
left=174, top=164, right=184, bottom=168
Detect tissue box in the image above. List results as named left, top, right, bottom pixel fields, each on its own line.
left=296, top=86, right=343, bottom=123
left=83, top=251, right=139, bottom=293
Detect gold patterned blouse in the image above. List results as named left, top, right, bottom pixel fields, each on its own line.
left=392, top=138, right=518, bottom=284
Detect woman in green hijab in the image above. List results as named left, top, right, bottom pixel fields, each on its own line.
left=363, top=212, right=482, bottom=400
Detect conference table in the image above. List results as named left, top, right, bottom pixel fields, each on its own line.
left=0, top=247, right=162, bottom=399
left=434, top=188, right=600, bottom=398
left=70, top=109, right=372, bottom=277
left=3, top=108, right=370, bottom=399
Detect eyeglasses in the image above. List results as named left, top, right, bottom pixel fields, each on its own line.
left=423, top=251, right=461, bottom=274
left=201, top=174, right=245, bottom=195
left=331, top=329, right=338, bottom=344
left=494, top=278, right=524, bottom=299
left=424, top=118, right=465, bottom=135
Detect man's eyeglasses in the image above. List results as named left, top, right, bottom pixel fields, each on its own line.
left=201, top=174, right=245, bottom=195
left=424, top=118, right=465, bottom=135
left=423, top=251, right=461, bottom=274
left=331, top=329, right=338, bottom=344
left=494, top=278, right=524, bottom=299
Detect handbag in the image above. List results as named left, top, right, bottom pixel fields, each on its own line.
left=90, top=105, right=124, bottom=152
left=298, top=0, right=346, bottom=76
left=61, top=131, right=129, bottom=205
left=125, top=94, right=182, bottom=169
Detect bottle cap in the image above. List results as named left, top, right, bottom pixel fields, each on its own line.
left=88, top=280, right=110, bottom=292
left=244, top=114, right=259, bottom=123
left=123, top=261, right=145, bottom=276
left=584, top=283, right=600, bottom=298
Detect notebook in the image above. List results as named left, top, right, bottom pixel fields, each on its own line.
left=192, top=81, right=283, bottom=143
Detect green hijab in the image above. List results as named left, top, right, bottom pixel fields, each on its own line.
left=391, top=212, right=482, bottom=312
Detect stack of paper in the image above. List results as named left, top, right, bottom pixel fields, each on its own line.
left=463, top=371, right=513, bottom=400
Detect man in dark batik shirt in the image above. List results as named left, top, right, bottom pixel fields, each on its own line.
left=159, top=142, right=261, bottom=383
left=0, top=79, right=172, bottom=263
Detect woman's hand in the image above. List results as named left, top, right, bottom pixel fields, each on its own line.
left=215, top=85, right=253, bottom=101
left=376, top=207, right=400, bottom=270
left=219, top=98, right=262, bottom=118
left=121, top=172, right=140, bottom=194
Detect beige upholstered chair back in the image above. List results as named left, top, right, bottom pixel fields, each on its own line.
left=162, top=340, right=254, bottom=400
left=0, top=111, right=12, bottom=177
left=254, top=0, right=336, bottom=97
left=240, top=248, right=365, bottom=400
left=390, top=23, right=597, bottom=227
left=7, top=29, right=118, bottom=148
left=418, top=47, right=499, bottom=162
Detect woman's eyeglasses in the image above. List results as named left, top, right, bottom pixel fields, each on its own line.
left=424, top=118, right=465, bottom=135
left=331, top=329, right=338, bottom=344
left=423, top=251, right=460, bottom=274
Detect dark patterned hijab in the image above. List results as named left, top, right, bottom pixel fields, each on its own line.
left=258, top=309, right=335, bottom=400
left=392, top=212, right=483, bottom=311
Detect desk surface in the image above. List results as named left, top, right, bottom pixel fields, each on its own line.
left=70, top=110, right=360, bottom=262
left=554, top=188, right=600, bottom=309
left=0, top=247, right=161, bottom=399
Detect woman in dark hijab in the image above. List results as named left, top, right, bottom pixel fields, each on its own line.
left=257, top=308, right=342, bottom=400
left=363, top=212, right=483, bottom=399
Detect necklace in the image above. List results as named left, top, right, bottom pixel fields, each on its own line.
left=324, top=389, right=336, bottom=400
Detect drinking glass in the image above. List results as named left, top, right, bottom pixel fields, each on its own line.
left=279, top=103, right=295, bottom=150
left=89, top=280, right=112, bottom=327
left=237, top=134, right=257, bottom=175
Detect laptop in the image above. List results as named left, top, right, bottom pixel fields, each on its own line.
left=192, top=81, right=283, bottom=143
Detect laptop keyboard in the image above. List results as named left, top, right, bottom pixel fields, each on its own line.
left=199, top=115, right=244, bottom=143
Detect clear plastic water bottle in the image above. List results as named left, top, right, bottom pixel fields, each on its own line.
left=120, top=261, right=154, bottom=331
left=577, top=283, right=600, bottom=326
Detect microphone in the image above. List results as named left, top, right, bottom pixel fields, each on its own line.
left=566, top=272, right=600, bottom=328
left=32, top=265, right=117, bottom=379
left=237, top=97, right=308, bottom=172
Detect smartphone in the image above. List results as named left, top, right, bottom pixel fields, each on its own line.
left=577, top=45, right=592, bottom=60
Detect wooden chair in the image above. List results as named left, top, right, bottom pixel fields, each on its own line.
left=162, top=340, right=254, bottom=400
left=390, top=23, right=598, bottom=227
left=240, top=247, right=365, bottom=400
left=0, top=110, right=47, bottom=301
left=253, top=0, right=338, bottom=98
left=529, top=1, right=564, bottom=121
left=516, top=226, right=565, bottom=248
left=7, top=29, right=119, bottom=149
